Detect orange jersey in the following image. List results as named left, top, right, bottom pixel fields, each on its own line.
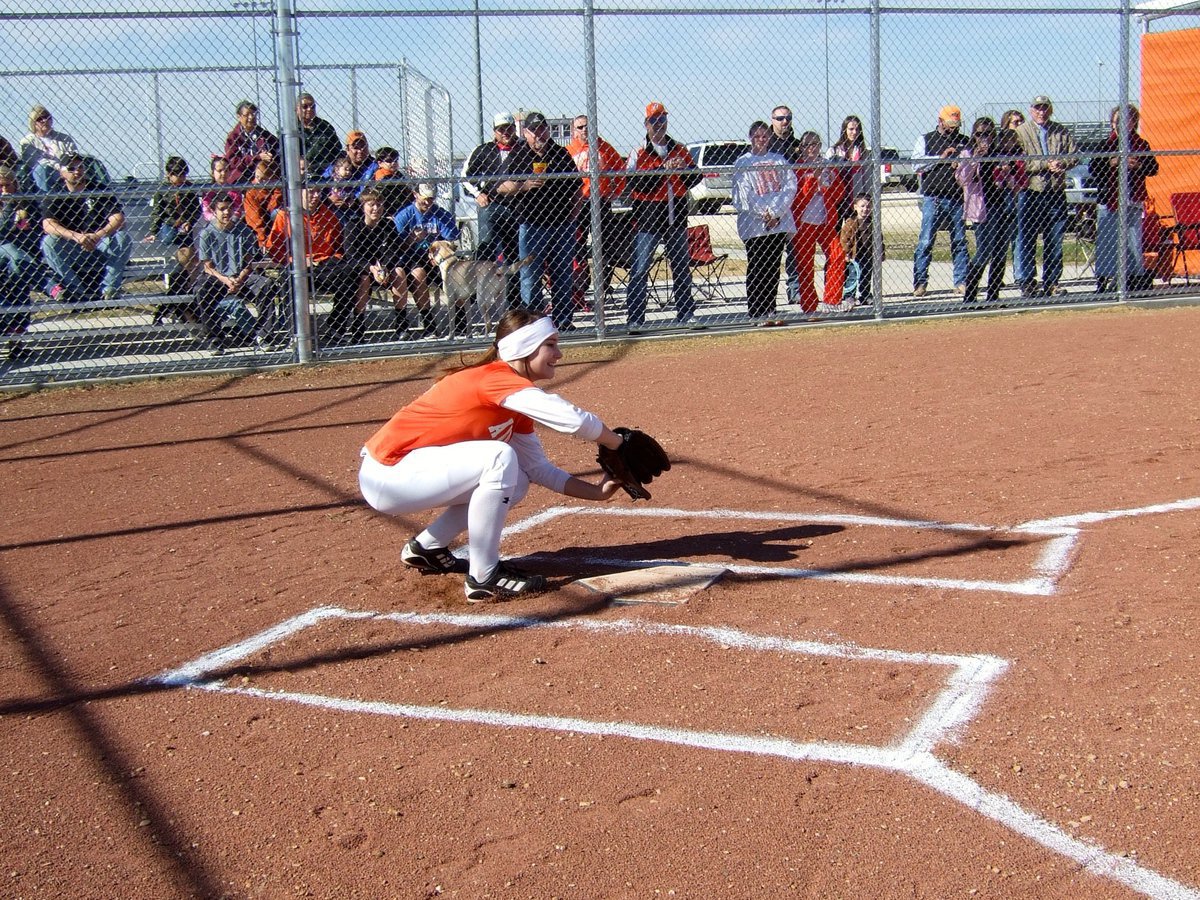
left=266, top=203, right=343, bottom=265
left=365, top=361, right=537, bottom=465
left=566, top=136, right=627, bottom=200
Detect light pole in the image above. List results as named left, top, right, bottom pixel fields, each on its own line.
left=233, top=0, right=272, bottom=105
left=824, top=0, right=831, bottom=143
left=822, top=0, right=846, bottom=144
left=1097, top=59, right=1105, bottom=124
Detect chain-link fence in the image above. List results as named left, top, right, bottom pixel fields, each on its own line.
left=1, top=0, right=1198, bottom=388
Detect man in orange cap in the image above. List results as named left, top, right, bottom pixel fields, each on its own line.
left=911, top=104, right=970, bottom=297
left=623, top=102, right=701, bottom=330
left=324, top=129, right=378, bottom=186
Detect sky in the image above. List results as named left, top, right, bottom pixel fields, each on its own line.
left=0, top=1, right=1194, bottom=181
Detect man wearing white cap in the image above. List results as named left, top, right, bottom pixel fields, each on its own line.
left=462, top=113, right=522, bottom=307
left=1013, top=95, right=1078, bottom=297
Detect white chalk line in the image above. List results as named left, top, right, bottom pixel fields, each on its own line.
left=508, top=505, right=1077, bottom=596
left=153, top=608, right=1197, bottom=899
left=1019, top=495, right=1200, bottom=531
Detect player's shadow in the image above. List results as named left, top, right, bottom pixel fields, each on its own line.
left=550, top=523, right=845, bottom=575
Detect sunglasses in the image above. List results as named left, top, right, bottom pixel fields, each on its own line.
left=646, top=115, right=667, bottom=124
left=773, top=115, right=792, bottom=122
left=35, top=114, right=52, bottom=122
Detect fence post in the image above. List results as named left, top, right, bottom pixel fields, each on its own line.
left=474, top=0, right=484, bottom=146
left=869, top=0, right=883, bottom=317
left=276, top=0, right=313, bottom=361
left=1115, top=0, right=1133, bottom=300
left=584, top=0, right=605, bottom=337
left=151, top=72, right=165, bottom=175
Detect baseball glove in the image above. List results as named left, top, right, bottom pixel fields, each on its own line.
left=597, top=427, right=671, bottom=501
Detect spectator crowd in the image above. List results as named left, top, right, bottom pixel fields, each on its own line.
left=0, top=90, right=1164, bottom=359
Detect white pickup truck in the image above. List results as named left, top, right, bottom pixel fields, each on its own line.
left=879, top=147, right=918, bottom=192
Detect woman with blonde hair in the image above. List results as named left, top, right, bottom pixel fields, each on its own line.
left=18, top=106, right=81, bottom=192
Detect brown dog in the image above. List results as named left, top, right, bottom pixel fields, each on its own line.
left=428, top=240, right=532, bottom=334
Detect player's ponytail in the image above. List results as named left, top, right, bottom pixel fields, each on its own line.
left=439, top=308, right=544, bottom=379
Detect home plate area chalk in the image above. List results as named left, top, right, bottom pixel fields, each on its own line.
left=575, top=564, right=727, bottom=605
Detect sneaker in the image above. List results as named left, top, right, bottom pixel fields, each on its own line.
left=953, top=283, right=966, bottom=295
left=401, top=539, right=467, bottom=575
left=912, top=284, right=927, bottom=298
left=464, top=562, right=547, bottom=602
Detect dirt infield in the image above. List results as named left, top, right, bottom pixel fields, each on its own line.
left=2, top=306, right=1199, bottom=899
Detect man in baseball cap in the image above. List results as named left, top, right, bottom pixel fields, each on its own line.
left=623, top=100, right=702, bottom=330
left=911, top=103, right=971, bottom=297
left=522, top=110, right=549, bottom=131
left=497, top=109, right=582, bottom=329
left=463, top=112, right=522, bottom=306
left=1011, top=93, right=1078, bottom=297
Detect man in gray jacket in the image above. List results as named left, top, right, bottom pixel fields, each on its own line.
left=1014, top=95, right=1078, bottom=297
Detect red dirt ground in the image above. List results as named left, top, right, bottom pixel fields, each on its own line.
left=2, top=306, right=1199, bottom=899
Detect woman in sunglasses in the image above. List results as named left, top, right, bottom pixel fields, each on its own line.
left=956, top=117, right=1026, bottom=304
left=17, top=106, right=81, bottom=193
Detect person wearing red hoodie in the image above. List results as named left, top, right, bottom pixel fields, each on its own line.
left=566, top=114, right=626, bottom=307
left=790, top=131, right=846, bottom=313
left=624, top=102, right=701, bottom=330
left=266, top=184, right=360, bottom=344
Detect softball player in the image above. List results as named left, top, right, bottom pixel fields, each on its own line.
left=359, top=309, right=625, bottom=602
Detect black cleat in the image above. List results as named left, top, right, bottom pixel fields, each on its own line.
left=464, top=562, right=547, bottom=603
left=400, top=539, right=467, bottom=575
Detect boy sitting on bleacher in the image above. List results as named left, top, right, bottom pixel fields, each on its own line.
left=197, top=194, right=278, bottom=352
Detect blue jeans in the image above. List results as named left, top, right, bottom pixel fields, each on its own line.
left=965, top=197, right=1015, bottom=301
left=1, top=242, right=40, bottom=334
left=627, top=222, right=694, bottom=326
left=913, top=195, right=969, bottom=287
left=1095, top=204, right=1145, bottom=278
left=783, top=239, right=800, bottom=303
left=1016, top=190, right=1068, bottom=289
left=518, top=222, right=576, bottom=328
left=42, top=231, right=133, bottom=298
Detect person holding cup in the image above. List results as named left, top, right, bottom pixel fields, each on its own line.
left=497, top=111, right=581, bottom=330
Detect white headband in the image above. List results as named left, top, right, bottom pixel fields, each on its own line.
left=497, top=316, right=558, bottom=362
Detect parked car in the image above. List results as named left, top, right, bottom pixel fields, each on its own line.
left=686, top=140, right=750, bottom=214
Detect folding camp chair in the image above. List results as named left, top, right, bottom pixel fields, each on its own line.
left=1165, top=191, right=1200, bottom=285
left=685, top=223, right=729, bottom=303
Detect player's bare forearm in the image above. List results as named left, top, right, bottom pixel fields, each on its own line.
left=563, top=475, right=621, bottom=502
